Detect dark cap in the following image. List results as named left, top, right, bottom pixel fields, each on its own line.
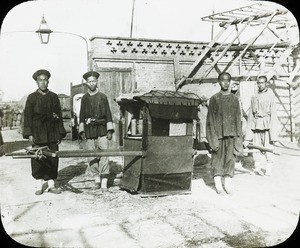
left=83, top=71, right=100, bottom=80
left=32, top=69, right=51, bottom=81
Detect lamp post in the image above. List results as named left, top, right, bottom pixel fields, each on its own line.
left=1, top=16, right=90, bottom=68
left=36, top=15, right=90, bottom=69
left=36, top=16, right=52, bottom=44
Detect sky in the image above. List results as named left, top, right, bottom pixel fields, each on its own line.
left=0, top=0, right=298, bottom=102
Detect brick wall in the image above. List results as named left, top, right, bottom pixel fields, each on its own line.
left=90, top=36, right=297, bottom=141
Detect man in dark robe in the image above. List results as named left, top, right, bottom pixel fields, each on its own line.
left=206, top=72, right=243, bottom=194
left=79, top=71, right=114, bottom=191
left=23, top=69, right=66, bottom=195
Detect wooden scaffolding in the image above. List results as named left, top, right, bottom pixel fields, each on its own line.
left=175, top=2, right=299, bottom=141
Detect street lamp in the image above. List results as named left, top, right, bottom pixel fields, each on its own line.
left=36, top=15, right=52, bottom=44
left=36, top=16, right=90, bottom=68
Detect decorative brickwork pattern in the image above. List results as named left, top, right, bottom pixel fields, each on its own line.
left=89, top=36, right=296, bottom=140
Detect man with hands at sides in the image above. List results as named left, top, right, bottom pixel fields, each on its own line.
left=243, top=75, right=279, bottom=176
left=206, top=72, right=243, bottom=195
left=79, top=71, right=114, bottom=192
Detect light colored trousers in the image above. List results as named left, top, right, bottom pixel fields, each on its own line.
left=85, top=136, right=110, bottom=178
left=252, top=130, right=274, bottom=165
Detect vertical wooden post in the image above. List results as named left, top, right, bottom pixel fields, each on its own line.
left=211, top=9, right=215, bottom=41
left=119, top=107, right=124, bottom=147
left=70, top=82, right=73, bottom=116
left=142, top=105, right=148, bottom=151
left=130, top=0, right=136, bottom=38
left=288, top=84, right=295, bottom=142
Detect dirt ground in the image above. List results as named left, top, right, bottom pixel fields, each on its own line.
left=0, top=129, right=300, bottom=248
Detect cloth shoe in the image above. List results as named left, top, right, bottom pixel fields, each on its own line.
left=253, top=168, right=264, bottom=176
left=214, top=176, right=224, bottom=194
left=35, top=179, right=44, bottom=195
left=35, top=189, right=43, bottom=195
left=48, top=187, right=62, bottom=194
left=46, top=180, right=61, bottom=193
left=224, top=177, right=233, bottom=195
left=253, top=162, right=264, bottom=176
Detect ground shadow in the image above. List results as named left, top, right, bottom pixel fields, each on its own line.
left=54, top=160, right=123, bottom=191
left=107, top=160, right=123, bottom=188
left=0, top=140, right=30, bottom=156
left=192, top=154, right=214, bottom=189
left=55, top=162, right=88, bottom=193
left=192, top=153, right=256, bottom=189
left=239, top=155, right=255, bottom=170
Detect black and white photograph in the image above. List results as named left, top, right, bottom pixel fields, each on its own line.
left=0, top=0, right=299, bottom=247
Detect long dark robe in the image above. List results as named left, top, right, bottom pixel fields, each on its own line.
left=79, top=92, right=113, bottom=139
left=23, top=90, right=66, bottom=180
left=206, top=92, right=243, bottom=177
left=206, top=92, right=243, bottom=151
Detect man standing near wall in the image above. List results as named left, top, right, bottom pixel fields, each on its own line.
left=206, top=72, right=243, bottom=195
left=79, top=71, right=114, bottom=191
left=243, top=75, right=279, bottom=176
left=23, top=69, right=66, bottom=195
